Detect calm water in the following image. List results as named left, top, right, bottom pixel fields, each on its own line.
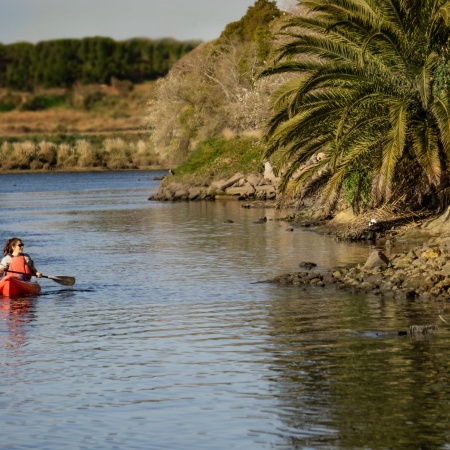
left=1, top=171, right=450, bottom=449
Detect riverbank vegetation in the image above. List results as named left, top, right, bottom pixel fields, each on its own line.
left=261, top=0, right=450, bottom=217
left=151, top=0, right=450, bottom=227
left=0, top=133, right=159, bottom=171
left=0, top=81, right=161, bottom=170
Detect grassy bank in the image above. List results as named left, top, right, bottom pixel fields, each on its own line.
left=163, top=136, right=266, bottom=185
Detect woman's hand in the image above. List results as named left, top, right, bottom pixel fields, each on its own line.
left=35, top=272, right=42, bottom=278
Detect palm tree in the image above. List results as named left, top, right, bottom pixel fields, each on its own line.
left=262, top=0, right=450, bottom=214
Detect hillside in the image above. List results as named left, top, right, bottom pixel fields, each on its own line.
left=146, top=0, right=283, bottom=166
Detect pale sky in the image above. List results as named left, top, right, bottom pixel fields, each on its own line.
left=0, top=0, right=286, bottom=44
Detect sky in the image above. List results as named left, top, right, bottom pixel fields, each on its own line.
left=0, top=0, right=287, bottom=44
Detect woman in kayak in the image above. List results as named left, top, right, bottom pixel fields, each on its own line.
left=0, top=237, right=42, bottom=280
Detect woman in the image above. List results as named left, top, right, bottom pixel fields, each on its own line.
left=0, top=238, right=42, bottom=280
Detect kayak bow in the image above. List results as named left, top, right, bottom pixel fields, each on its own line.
left=0, top=275, right=41, bottom=297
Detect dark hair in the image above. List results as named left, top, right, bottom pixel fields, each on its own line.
left=3, top=237, right=22, bottom=256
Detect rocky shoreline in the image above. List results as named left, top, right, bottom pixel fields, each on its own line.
left=149, top=164, right=279, bottom=202
left=150, top=166, right=450, bottom=305
left=266, top=236, right=450, bottom=302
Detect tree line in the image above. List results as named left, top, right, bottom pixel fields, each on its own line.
left=0, top=37, right=200, bottom=91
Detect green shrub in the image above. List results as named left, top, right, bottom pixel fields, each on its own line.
left=20, top=94, right=67, bottom=111
left=0, top=101, right=15, bottom=112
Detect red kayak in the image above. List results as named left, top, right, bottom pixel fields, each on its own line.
left=0, top=275, right=41, bottom=297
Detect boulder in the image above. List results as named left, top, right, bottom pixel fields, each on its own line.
left=188, top=187, right=203, bottom=200
left=421, top=248, right=441, bottom=260
left=211, top=173, right=245, bottom=191
left=246, top=173, right=263, bottom=187
left=363, top=250, right=390, bottom=270
left=255, top=185, right=276, bottom=199
left=225, top=183, right=256, bottom=197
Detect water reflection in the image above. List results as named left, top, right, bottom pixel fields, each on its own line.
left=0, top=297, right=37, bottom=350
left=265, top=289, right=450, bottom=448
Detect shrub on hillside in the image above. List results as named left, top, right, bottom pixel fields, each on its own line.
left=20, top=94, right=67, bottom=111
left=146, top=0, right=284, bottom=166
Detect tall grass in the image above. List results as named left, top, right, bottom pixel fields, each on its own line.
left=0, top=135, right=161, bottom=171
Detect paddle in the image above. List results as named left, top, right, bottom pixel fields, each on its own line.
left=5, top=270, right=76, bottom=286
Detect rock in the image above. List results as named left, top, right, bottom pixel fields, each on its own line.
left=188, top=187, right=202, bottom=200
left=332, top=270, right=342, bottom=279
left=421, top=248, right=441, bottom=259
left=212, top=173, right=246, bottom=191
left=246, top=173, right=263, bottom=187
left=363, top=250, right=390, bottom=270
left=299, top=261, right=317, bottom=270
left=254, top=185, right=276, bottom=199
left=253, top=217, right=267, bottom=224
left=441, top=262, right=450, bottom=276
left=225, top=182, right=255, bottom=197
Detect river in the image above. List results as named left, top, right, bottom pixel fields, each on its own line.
left=1, top=171, right=450, bottom=449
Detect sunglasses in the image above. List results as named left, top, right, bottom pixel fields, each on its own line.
left=16, top=243, right=24, bottom=247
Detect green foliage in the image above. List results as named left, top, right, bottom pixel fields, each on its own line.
left=433, top=60, right=450, bottom=98
left=175, top=137, right=266, bottom=179
left=0, top=37, right=200, bottom=92
left=0, top=101, right=15, bottom=112
left=220, top=0, right=280, bottom=43
left=342, top=162, right=373, bottom=214
left=263, top=0, right=450, bottom=213
left=20, top=94, right=68, bottom=111
left=148, top=0, right=283, bottom=166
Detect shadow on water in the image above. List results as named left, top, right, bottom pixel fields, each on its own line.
left=39, top=288, right=95, bottom=295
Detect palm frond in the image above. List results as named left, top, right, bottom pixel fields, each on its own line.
left=410, top=122, right=441, bottom=185
left=377, top=99, right=408, bottom=199
left=432, top=93, right=450, bottom=157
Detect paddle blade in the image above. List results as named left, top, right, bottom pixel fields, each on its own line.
left=47, top=275, right=76, bottom=286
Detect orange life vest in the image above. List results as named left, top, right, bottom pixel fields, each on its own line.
left=9, top=255, right=32, bottom=280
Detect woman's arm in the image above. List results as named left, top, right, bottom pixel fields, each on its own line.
left=25, top=255, right=42, bottom=278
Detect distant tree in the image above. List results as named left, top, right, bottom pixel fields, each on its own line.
left=0, top=37, right=200, bottom=91
left=4, top=43, right=34, bottom=90
left=33, top=40, right=80, bottom=87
